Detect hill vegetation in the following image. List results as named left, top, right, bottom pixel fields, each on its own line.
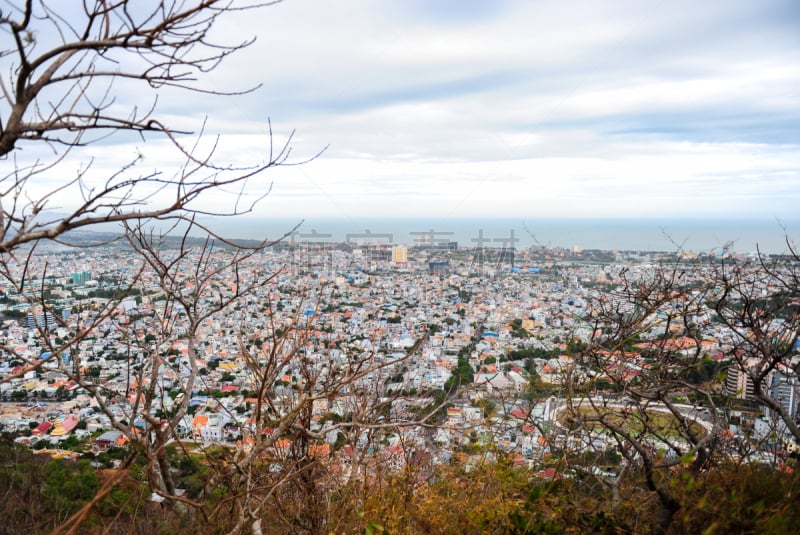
left=1, top=433, right=798, bottom=534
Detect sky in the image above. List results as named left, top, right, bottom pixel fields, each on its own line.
left=15, top=0, right=800, bottom=221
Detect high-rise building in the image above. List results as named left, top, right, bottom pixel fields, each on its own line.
left=428, top=260, right=449, bottom=275
left=71, top=271, right=91, bottom=284
left=725, top=357, right=763, bottom=401
left=27, top=310, right=56, bottom=331
left=392, top=245, right=408, bottom=265
left=725, top=358, right=800, bottom=420
left=769, top=369, right=800, bottom=420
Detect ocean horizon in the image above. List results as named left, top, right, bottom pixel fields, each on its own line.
left=195, top=217, right=800, bottom=255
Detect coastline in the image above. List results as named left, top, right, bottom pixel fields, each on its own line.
left=196, top=216, right=800, bottom=254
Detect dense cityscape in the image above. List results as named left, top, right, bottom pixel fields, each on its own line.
left=1, top=1, right=798, bottom=532
left=3, top=236, right=797, bottom=468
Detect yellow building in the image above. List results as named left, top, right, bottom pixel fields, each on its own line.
left=392, top=245, right=408, bottom=265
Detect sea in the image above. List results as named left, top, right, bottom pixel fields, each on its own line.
left=196, top=217, right=800, bottom=255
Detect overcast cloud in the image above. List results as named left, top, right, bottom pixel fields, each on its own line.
left=32, top=0, right=800, bottom=220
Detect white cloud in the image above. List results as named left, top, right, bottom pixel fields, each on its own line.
left=13, top=0, right=800, bottom=221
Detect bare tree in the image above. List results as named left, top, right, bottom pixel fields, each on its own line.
left=0, top=6, right=445, bottom=533
left=709, top=249, right=800, bottom=443
left=546, top=247, right=800, bottom=533
left=0, top=0, right=297, bottom=254
left=0, top=2, right=382, bottom=533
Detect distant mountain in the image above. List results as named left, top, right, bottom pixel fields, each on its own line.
left=6, top=211, right=274, bottom=250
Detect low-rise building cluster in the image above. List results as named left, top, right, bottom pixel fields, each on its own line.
left=0, top=241, right=797, bottom=472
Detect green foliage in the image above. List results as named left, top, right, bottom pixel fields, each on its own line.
left=673, top=464, right=800, bottom=534
left=0, top=429, right=799, bottom=534
left=508, top=347, right=554, bottom=362
left=681, top=356, right=723, bottom=385
left=96, top=445, right=129, bottom=467
left=475, top=398, right=497, bottom=418
left=364, top=520, right=389, bottom=535
left=444, top=356, right=474, bottom=391
left=97, top=488, right=132, bottom=517
left=43, top=458, right=99, bottom=506
left=0, top=438, right=104, bottom=532
left=59, top=433, right=84, bottom=450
